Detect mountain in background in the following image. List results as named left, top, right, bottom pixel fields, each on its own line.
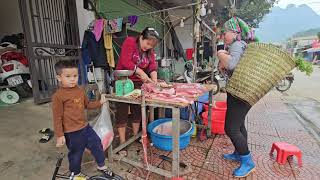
left=292, top=28, right=320, bottom=38
left=255, top=4, right=320, bottom=43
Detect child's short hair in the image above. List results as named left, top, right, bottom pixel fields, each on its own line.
left=54, top=60, right=78, bottom=75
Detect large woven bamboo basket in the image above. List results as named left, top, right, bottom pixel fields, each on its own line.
left=226, top=43, right=296, bottom=106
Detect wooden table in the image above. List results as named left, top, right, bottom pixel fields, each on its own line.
left=106, top=84, right=216, bottom=178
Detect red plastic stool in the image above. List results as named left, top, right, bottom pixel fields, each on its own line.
left=270, top=142, right=302, bottom=167
left=171, top=177, right=184, bottom=180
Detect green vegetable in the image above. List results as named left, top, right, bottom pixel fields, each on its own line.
left=295, top=57, right=313, bottom=76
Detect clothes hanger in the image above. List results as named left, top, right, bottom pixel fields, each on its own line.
left=96, top=12, right=104, bottom=19
left=87, top=20, right=95, bottom=31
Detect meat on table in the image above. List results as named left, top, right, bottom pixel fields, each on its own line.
left=141, top=83, right=208, bottom=104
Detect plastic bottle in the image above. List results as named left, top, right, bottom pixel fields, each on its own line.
left=192, top=121, right=197, bottom=137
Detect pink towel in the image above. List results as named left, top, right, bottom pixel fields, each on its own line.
left=93, top=19, right=104, bottom=41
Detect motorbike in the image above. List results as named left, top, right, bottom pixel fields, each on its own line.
left=182, top=61, right=226, bottom=95
left=275, top=73, right=294, bottom=92
left=0, top=49, right=32, bottom=98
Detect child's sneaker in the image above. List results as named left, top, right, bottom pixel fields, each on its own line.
left=73, top=172, right=89, bottom=179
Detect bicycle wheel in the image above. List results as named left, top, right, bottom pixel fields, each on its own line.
left=89, top=174, right=124, bottom=180
left=89, top=176, right=109, bottom=180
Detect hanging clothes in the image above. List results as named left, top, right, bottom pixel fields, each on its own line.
left=78, top=47, right=90, bottom=85
left=203, top=40, right=213, bottom=60
left=103, top=21, right=115, bottom=68
left=93, top=19, right=104, bottom=41
left=128, top=15, right=138, bottom=27
left=82, top=30, right=109, bottom=69
left=186, top=48, right=194, bottom=60
left=78, top=43, right=96, bottom=85
left=105, top=18, right=123, bottom=33
left=122, top=15, right=138, bottom=27
left=167, top=21, right=187, bottom=61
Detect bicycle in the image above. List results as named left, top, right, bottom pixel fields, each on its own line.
left=52, top=153, right=124, bottom=180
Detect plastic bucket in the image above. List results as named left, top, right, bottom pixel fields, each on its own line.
left=203, top=101, right=227, bottom=111
left=201, top=106, right=226, bottom=135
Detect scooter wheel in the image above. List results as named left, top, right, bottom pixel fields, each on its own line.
left=0, top=90, right=19, bottom=104
left=15, top=82, right=32, bottom=98
left=275, top=79, right=292, bottom=92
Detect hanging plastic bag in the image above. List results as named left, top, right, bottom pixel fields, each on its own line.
left=93, top=103, right=114, bottom=150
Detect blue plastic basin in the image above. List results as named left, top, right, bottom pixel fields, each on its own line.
left=147, top=118, right=194, bottom=151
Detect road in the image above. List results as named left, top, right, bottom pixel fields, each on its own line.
left=283, top=65, right=320, bottom=141
left=286, top=65, right=320, bottom=102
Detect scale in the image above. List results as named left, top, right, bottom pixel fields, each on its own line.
left=113, top=70, right=135, bottom=96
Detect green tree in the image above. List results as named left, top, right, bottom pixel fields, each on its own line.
left=211, top=0, right=277, bottom=28
left=317, top=32, right=320, bottom=40
left=236, top=0, right=277, bottom=28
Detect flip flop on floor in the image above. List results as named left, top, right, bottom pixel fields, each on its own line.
left=39, top=132, right=54, bottom=143
left=135, top=138, right=142, bottom=144
left=118, top=149, right=128, bottom=157
left=117, top=145, right=128, bottom=157
left=98, top=167, right=113, bottom=177
left=38, top=128, right=52, bottom=134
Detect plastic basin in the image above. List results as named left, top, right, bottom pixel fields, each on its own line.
left=147, top=118, right=194, bottom=151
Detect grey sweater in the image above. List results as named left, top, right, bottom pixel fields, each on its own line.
left=227, top=40, right=247, bottom=72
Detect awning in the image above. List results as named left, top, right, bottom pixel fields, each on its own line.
left=303, top=47, right=320, bottom=53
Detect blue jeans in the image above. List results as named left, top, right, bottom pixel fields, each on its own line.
left=65, top=125, right=105, bottom=174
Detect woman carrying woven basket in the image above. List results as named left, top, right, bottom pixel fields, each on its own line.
left=217, top=17, right=257, bottom=178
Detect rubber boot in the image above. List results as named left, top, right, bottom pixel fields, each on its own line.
left=233, top=153, right=255, bottom=177
left=223, top=151, right=240, bottom=162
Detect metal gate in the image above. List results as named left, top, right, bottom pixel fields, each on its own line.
left=19, top=0, right=82, bottom=104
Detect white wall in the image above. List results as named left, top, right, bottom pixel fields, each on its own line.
left=167, top=9, right=194, bottom=50
left=76, top=0, right=95, bottom=44
left=0, top=0, right=23, bottom=38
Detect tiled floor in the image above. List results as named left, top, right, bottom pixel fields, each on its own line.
left=124, top=91, right=320, bottom=180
